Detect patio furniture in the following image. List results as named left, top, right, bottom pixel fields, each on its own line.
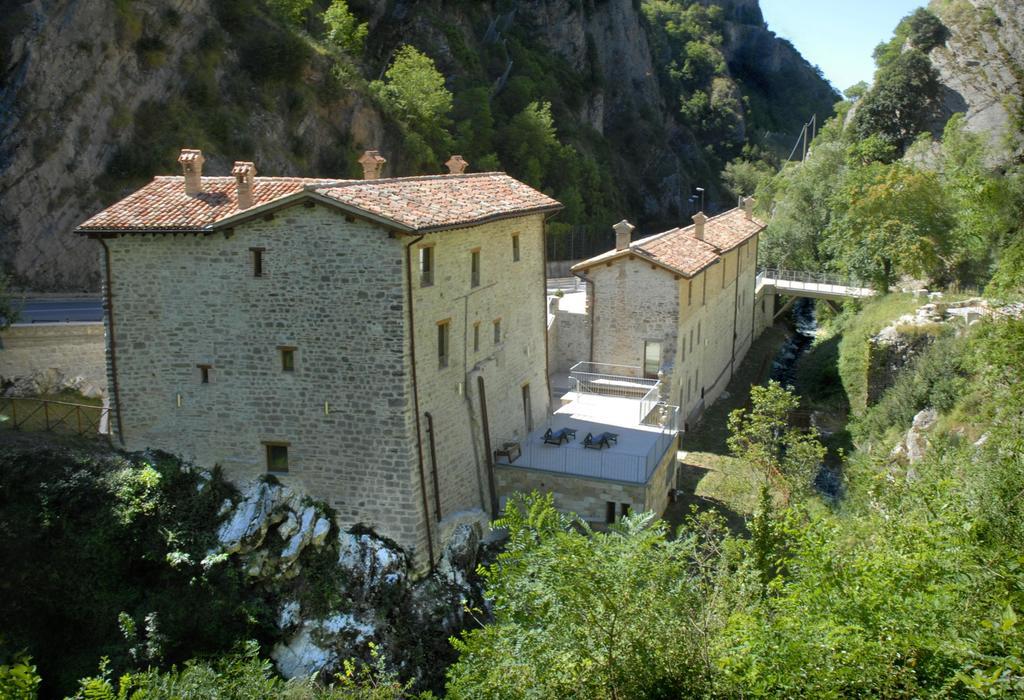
left=543, top=427, right=575, bottom=445
left=494, top=441, right=521, bottom=463
left=582, top=431, right=619, bottom=450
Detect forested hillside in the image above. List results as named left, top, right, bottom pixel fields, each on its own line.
left=754, top=0, right=1024, bottom=296
left=0, top=0, right=836, bottom=290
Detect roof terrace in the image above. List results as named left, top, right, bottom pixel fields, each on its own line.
left=495, top=362, right=679, bottom=484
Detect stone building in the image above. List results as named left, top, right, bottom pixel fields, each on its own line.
left=76, top=148, right=561, bottom=567
left=570, top=200, right=765, bottom=428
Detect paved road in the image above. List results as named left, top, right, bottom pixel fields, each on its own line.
left=11, top=298, right=104, bottom=324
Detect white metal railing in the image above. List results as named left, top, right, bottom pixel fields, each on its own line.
left=639, top=383, right=661, bottom=424
left=569, top=362, right=656, bottom=396
left=497, top=418, right=679, bottom=484
left=757, top=268, right=873, bottom=297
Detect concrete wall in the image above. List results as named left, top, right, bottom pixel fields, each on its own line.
left=0, top=322, right=107, bottom=393
left=101, top=203, right=427, bottom=559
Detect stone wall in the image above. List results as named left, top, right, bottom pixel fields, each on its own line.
left=0, top=322, right=107, bottom=394
left=101, top=203, right=426, bottom=560
left=548, top=296, right=591, bottom=373
left=410, top=214, right=551, bottom=532
left=495, top=439, right=677, bottom=523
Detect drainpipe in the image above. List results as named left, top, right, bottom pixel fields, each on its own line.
left=730, top=252, right=740, bottom=380
left=403, top=232, right=435, bottom=568
left=98, top=238, right=125, bottom=445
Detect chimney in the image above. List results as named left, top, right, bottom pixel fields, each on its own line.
left=741, top=196, right=755, bottom=220
left=358, top=150, right=387, bottom=180
left=445, top=155, right=469, bottom=174
left=178, top=148, right=205, bottom=196
left=613, top=219, right=635, bottom=251
left=692, top=211, right=707, bottom=241
left=232, top=161, right=257, bottom=210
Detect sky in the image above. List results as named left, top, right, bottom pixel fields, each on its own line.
left=759, top=0, right=927, bottom=95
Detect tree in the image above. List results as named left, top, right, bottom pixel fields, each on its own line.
left=727, top=381, right=825, bottom=502
left=323, top=0, right=367, bottom=56
left=266, top=0, right=313, bottom=26
left=906, top=8, right=948, bottom=52
left=370, top=46, right=453, bottom=170
left=852, top=49, right=941, bottom=154
left=824, top=161, right=954, bottom=289
left=843, top=81, right=869, bottom=102
left=723, top=157, right=773, bottom=197
left=446, top=493, right=720, bottom=698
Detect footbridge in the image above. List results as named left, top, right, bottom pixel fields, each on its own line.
left=756, top=268, right=875, bottom=320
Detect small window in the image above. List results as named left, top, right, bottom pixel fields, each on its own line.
left=251, top=248, right=264, bottom=277
left=689, top=329, right=694, bottom=353
left=605, top=501, right=616, bottom=524
left=643, top=341, right=661, bottom=379
left=265, top=442, right=289, bottom=473
left=687, top=377, right=692, bottom=404
left=473, top=322, right=481, bottom=352
left=512, top=235, right=520, bottom=262
left=197, top=364, right=211, bottom=384
left=438, top=320, right=450, bottom=368
left=687, top=280, right=692, bottom=306
left=697, top=321, right=702, bottom=345
left=419, top=246, right=433, bottom=287
left=470, top=249, right=481, bottom=288
left=279, top=346, right=295, bottom=372
left=493, top=318, right=501, bottom=345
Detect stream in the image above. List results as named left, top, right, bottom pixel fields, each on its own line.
left=767, top=298, right=844, bottom=500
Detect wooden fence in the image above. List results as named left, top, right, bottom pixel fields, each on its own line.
left=0, top=397, right=110, bottom=437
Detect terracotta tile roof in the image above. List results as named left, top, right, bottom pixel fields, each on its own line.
left=77, top=176, right=333, bottom=231
left=633, top=228, right=721, bottom=276
left=572, top=207, right=765, bottom=278
left=314, top=173, right=562, bottom=232
left=77, top=173, right=561, bottom=234
left=698, top=208, right=765, bottom=252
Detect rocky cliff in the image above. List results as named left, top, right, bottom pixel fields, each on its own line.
left=0, top=0, right=838, bottom=291
left=929, top=0, right=1024, bottom=163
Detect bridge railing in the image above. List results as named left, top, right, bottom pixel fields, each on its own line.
left=757, top=268, right=871, bottom=296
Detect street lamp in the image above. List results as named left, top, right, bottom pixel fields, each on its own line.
left=695, top=187, right=705, bottom=213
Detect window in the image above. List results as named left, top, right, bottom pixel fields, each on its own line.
left=250, top=248, right=264, bottom=277
left=605, top=501, right=616, bottom=524
left=687, top=280, right=692, bottom=306
left=643, top=341, right=661, bottom=379
left=681, top=341, right=686, bottom=363
left=687, top=377, right=692, bottom=404
left=620, top=503, right=631, bottom=518
left=265, top=442, right=289, bottom=473
left=473, top=322, right=481, bottom=352
left=689, top=329, right=694, bottom=353
left=722, top=258, right=727, bottom=288
left=279, top=346, right=295, bottom=372
left=697, top=321, right=702, bottom=345
left=493, top=318, right=501, bottom=345
left=522, top=384, right=532, bottom=432
left=197, top=364, right=211, bottom=384
left=470, top=249, right=481, bottom=288
left=512, top=235, right=520, bottom=262
left=419, top=246, right=434, bottom=287
left=437, top=320, right=450, bottom=368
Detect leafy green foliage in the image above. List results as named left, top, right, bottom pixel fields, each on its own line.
left=906, top=8, right=949, bottom=52
left=0, top=651, right=41, bottom=700
left=0, top=448, right=262, bottom=696
left=371, top=46, right=453, bottom=171
left=447, top=493, right=728, bottom=698
left=322, top=0, right=367, bottom=56
left=71, top=640, right=430, bottom=699
left=824, top=161, right=955, bottom=289
left=727, top=381, right=826, bottom=501
left=852, top=49, right=942, bottom=154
